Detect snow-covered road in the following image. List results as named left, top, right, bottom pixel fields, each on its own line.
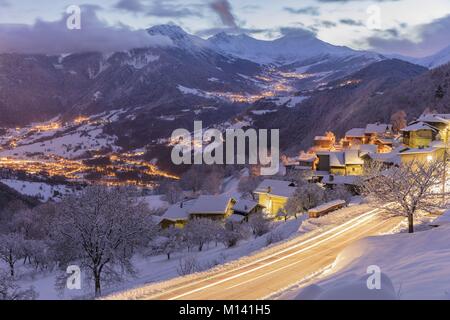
left=106, top=206, right=403, bottom=300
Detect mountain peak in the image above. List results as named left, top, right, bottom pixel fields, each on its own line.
left=147, top=24, right=206, bottom=51
left=147, top=24, right=188, bottom=40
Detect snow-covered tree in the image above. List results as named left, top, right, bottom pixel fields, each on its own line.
left=0, top=233, right=27, bottom=276
left=220, top=221, right=247, bottom=248
left=238, top=175, right=262, bottom=200
left=151, top=227, right=183, bottom=260
left=159, top=181, right=184, bottom=204
left=326, top=185, right=353, bottom=203
left=361, top=159, right=446, bottom=233
left=0, top=271, right=37, bottom=300
left=183, top=218, right=219, bottom=252
left=52, top=186, right=157, bottom=296
left=285, top=183, right=326, bottom=218
left=248, top=214, right=272, bottom=238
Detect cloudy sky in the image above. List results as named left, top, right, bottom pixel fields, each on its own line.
left=0, top=0, right=449, bottom=57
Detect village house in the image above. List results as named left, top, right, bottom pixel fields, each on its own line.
left=401, top=122, right=438, bottom=148
left=188, top=195, right=236, bottom=220
left=398, top=113, right=450, bottom=164
left=231, top=199, right=263, bottom=221
left=364, top=123, right=393, bottom=144
left=313, top=136, right=333, bottom=150
left=343, top=128, right=366, bottom=147
left=398, top=140, right=446, bottom=164
left=254, top=179, right=296, bottom=216
left=159, top=200, right=194, bottom=229
left=284, top=153, right=318, bottom=176
left=416, top=113, right=450, bottom=137
left=160, top=195, right=236, bottom=228
left=316, top=150, right=365, bottom=176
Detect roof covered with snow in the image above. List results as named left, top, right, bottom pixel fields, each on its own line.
left=399, top=146, right=440, bottom=155
left=417, top=113, right=450, bottom=124
left=365, top=123, right=392, bottom=134
left=188, top=195, right=235, bottom=215
left=254, top=179, right=296, bottom=198
left=344, top=150, right=364, bottom=165
left=162, top=200, right=194, bottom=221
left=233, top=199, right=259, bottom=214
left=401, top=121, right=438, bottom=132
left=345, top=128, right=365, bottom=138
left=322, top=175, right=360, bottom=185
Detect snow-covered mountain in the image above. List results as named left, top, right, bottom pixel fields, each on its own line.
left=207, top=30, right=382, bottom=65
left=390, top=45, right=450, bottom=69
left=416, top=45, right=450, bottom=68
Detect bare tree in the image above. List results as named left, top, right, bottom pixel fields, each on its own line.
left=53, top=186, right=157, bottom=296
left=390, top=110, right=407, bottom=133
left=361, top=159, right=446, bottom=233
left=0, top=233, right=26, bottom=276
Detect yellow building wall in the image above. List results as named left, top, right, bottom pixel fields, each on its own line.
left=258, top=193, right=288, bottom=216
left=406, top=131, right=433, bottom=148
left=400, top=148, right=445, bottom=164
left=345, top=164, right=363, bottom=175
left=330, top=167, right=346, bottom=175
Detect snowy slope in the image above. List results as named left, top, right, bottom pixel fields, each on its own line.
left=0, top=179, right=75, bottom=202
left=392, top=45, right=450, bottom=69
left=417, top=45, right=450, bottom=68
left=291, top=224, right=450, bottom=299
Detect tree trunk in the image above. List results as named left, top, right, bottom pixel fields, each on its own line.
left=94, top=270, right=101, bottom=296
left=408, top=212, right=414, bottom=233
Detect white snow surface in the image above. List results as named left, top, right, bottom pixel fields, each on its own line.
left=287, top=223, right=450, bottom=300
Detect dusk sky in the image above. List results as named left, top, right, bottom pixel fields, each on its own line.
left=0, top=0, right=449, bottom=57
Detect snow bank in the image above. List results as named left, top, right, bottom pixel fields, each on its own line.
left=292, top=224, right=450, bottom=299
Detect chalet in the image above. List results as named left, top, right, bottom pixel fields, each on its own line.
left=254, top=179, right=296, bottom=216
left=160, top=196, right=236, bottom=228
left=232, top=199, right=261, bottom=217
left=189, top=195, right=236, bottom=220
left=344, top=128, right=366, bottom=147
left=313, top=135, right=334, bottom=150
left=316, top=150, right=364, bottom=176
left=401, top=122, right=438, bottom=148
left=284, top=153, right=317, bottom=175
left=159, top=200, right=194, bottom=229
left=398, top=141, right=446, bottom=164
left=364, top=123, right=393, bottom=143
left=416, top=113, right=450, bottom=137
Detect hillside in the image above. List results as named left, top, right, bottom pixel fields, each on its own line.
left=0, top=181, right=40, bottom=209
left=251, top=59, right=429, bottom=152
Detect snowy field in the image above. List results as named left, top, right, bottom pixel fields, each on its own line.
left=1, top=179, right=76, bottom=202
